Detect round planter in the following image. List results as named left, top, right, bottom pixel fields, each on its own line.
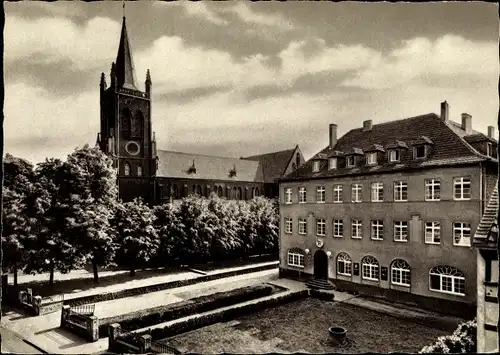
left=329, top=326, right=347, bottom=344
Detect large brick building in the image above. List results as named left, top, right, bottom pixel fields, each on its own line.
left=96, top=16, right=304, bottom=204
left=278, top=101, right=498, bottom=316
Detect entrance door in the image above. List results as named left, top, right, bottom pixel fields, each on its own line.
left=314, top=250, right=328, bottom=280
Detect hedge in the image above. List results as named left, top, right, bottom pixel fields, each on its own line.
left=309, top=289, right=335, bottom=302
left=144, top=290, right=309, bottom=341
left=65, top=262, right=277, bottom=307
left=102, top=284, right=274, bottom=337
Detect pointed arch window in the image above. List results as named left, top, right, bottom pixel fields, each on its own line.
left=124, top=162, right=131, bottom=176
left=122, top=108, right=132, bottom=139
left=173, top=184, right=179, bottom=199
left=217, top=186, right=223, bottom=197
left=137, top=165, right=143, bottom=177
left=196, top=185, right=202, bottom=196
left=131, top=111, right=144, bottom=139
left=296, top=152, right=300, bottom=168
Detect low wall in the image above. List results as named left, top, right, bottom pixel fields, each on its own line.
left=108, top=324, right=153, bottom=354
left=60, top=305, right=99, bottom=342
left=66, top=262, right=278, bottom=307
left=280, top=267, right=475, bottom=318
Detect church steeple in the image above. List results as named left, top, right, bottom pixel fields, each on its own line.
left=115, top=16, right=138, bottom=90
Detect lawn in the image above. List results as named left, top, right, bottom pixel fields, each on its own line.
left=165, top=297, right=447, bottom=354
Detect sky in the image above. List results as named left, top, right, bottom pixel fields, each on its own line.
left=4, top=1, right=499, bottom=164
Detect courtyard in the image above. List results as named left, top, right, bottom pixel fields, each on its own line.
left=165, top=297, right=453, bottom=354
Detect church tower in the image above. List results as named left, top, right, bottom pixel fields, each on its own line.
left=97, top=15, right=157, bottom=203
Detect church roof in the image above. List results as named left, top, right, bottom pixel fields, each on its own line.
left=241, top=147, right=297, bottom=183
left=115, top=17, right=139, bottom=91
left=156, top=150, right=264, bottom=182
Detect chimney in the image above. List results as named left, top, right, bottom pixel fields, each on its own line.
left=363, top=120, right=373, bottom=132
left=440, top=101, right=449, bottom=121
left=461, top=113, right=472, bottom=133
left=488, top=126, right=495, bottom=138
left=329, top=124, right=337, bottom=149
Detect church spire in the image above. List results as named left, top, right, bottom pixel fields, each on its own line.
left=115, top=14, right=138, bottom=90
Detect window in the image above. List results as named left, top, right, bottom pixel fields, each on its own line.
left=124, top=162, right=130, bottom=176
left=394, top=221, right=408, bottom=242
left=298, top=218, right=307, bottom=235
left=394, top=181, right=408, bottom=201
left=389, top=149, right=400, bottom=162
left=285, top=188, right=292, bottom=204
left=391, top=259, right=411, bottom=287
left=296, top=153, right=300, bottom=168
left=352, top=219, right=362, bottom=239
left=487, top=142, right=492, bottom=157
left=425, top=221, right=441, bottom=244
left=285, top=218, right=293, bottom=234
left=371, top=220, right=384, bottom=240
left=333, top=220, right=343, bottom=237
left=316, top=218, right=326, bottom=236
left=122, top=108, right=132, bottom=140
left=287, top=251, right=304, bottom=268
left=371, top=182, right=383, bottom=202
left=429, top=265, right=465, bottom=296
left=137, top=165, right=143, bottom=177
left=316, top=186, right=326, bottom=203
left=333, top=185, right=343, bottom=203
left=362, top=256, right=379, bottom=281
left=453, top=222, right=471, bottom=247
left=366, top=152, right=377, bottom=165
left=337, top=253, right=352, bottom=276
left=131, top=111, right=144, bottom=139
left=347, top=156, right=355, bottom=167
left=329, top=158, right=337, bottom=170
left=454, top=177, right=471, bottom=200
left=298, top=187, right=307, bottom=203
left=425, top=179, right=441, bottom=201
left=313, top=161, right=320, bottom=172
left=414, top=146, right=426, bottom=159
left=351, top=184, right=362, bottom=203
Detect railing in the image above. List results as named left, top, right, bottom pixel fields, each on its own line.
left=151, top=341, right=181, bottom=354
left=41, top=293, right=64, bottom=305
left=70, top=303, right=95, bottom=316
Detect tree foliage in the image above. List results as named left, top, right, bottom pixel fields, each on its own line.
left=419, top=319, right=476, bottom=353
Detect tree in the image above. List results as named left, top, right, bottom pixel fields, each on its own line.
left=3, top=153, right=34, bottom=189
left=24, top=158, right=86, bottom=285
left=248, top=196, right=279, bottom=255
left=61, top=145, right=119, bottom=283
left=114, top=199, right=159, bottom=276
left=419, top=319, right=476, bottom=353
left=153, top=202, right=181, bottom=267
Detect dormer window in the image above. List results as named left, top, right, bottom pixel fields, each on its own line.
left=366, top=152, right=377, bottom=165
left=389, top=150, right=400, bottom=163
left=328, top=158, right=337, bottom=170
left=346, top=156, right=355, bottom=167
left=313, top=160, right=320, bottom=172
left=414, top=146, right=426, bottom=159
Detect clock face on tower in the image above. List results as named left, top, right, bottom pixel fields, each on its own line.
left=125, top=141, right=140, bottom=156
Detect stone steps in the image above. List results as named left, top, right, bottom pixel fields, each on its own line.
left=305, top=278, right=335, bottom=290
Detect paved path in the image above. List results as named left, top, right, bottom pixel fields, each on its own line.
left=1, top=266, right=280, bottom=355
left=0, top=327, right=43, bottom=354
left=96, top=269, right=277, bottom=320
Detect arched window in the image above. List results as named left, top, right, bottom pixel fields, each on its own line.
left=183, top=184, right=188, bottom=197
left=337, top=252, right=352, bottom=276
left=237, top=187, right=242, bottom=200
left=254, top=188, right=260, bottom=197
left=173, top=184, right=179, bottom=199
left=196, top=185, right=202, bottom=196
left=429, top=265, right=465, bottom=295
left=204, top=185, right=209, bottom=197
left=391, top=259, right=411, bottom=287
left=131, top=111, right=144, bottom=138
left=124, top=162, right=130, bottom=176
left=296, top=152, right=300, bottom=168
left=122, top=108, right=132, bottom=139
left=137, top=165, right=143, bottom=177
left=287, top=248, right=304, bottom=268
left=361, top=256, right=379, bottom=281
left=217, top=186, right=223, bottom=197
left=192, top=185, right=197, bottom=195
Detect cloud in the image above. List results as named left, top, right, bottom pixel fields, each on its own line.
left=5, top=16, right=121, bottom=71
left=222, top=2, right=294, bottom=31
left=156, top=85, right=233, bottom=104
left=169, top=1, right=229, bottom=26
left=342, top=35, right=498, bottom=89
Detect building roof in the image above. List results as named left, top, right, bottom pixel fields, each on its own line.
left=241, top=147, right=297, bottom=183
left=474, top=181, right=498, bottom=247
left=115, top=17, right=139, bottom=91
left=156, top=150, right=264, bottom=182
left=280, top=113, right=493, bottom=182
